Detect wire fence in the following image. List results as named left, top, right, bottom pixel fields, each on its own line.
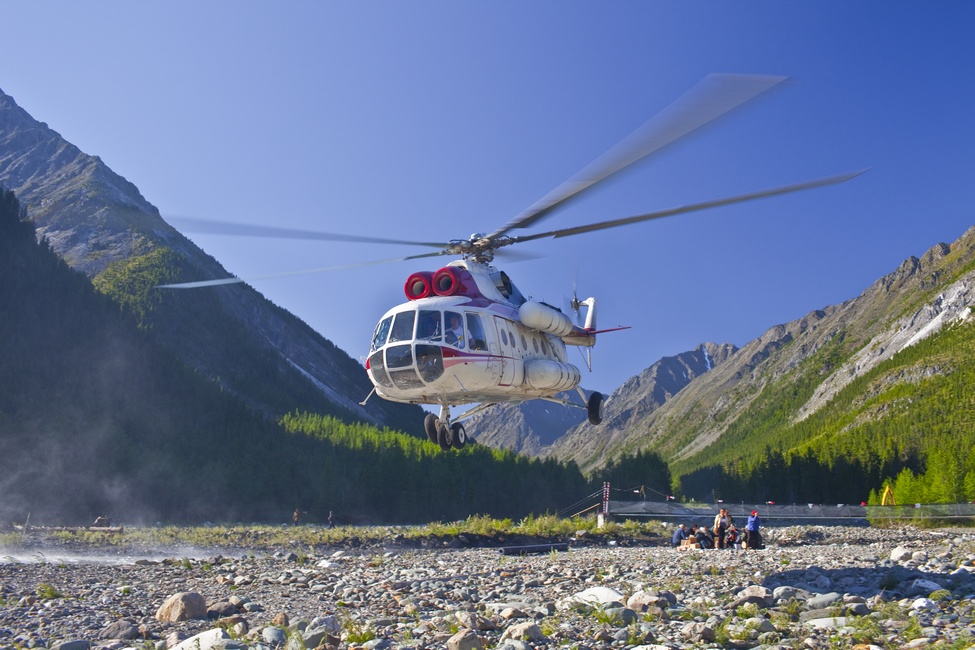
left=607, top=500, right=975, bottom=520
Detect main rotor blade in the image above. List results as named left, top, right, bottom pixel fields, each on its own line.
left=156, top=250, right=448, bottom=289
left=485, top=73, right=788, bottom=241
left=508, top=169, right=868, bottom=245
left=167, top=216, right=448, bottom=249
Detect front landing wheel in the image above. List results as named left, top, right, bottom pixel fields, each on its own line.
left=587, top=391, right=604, bottom=425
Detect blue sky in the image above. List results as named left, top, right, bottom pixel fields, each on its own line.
left=2, top=1, right=973, bottom=396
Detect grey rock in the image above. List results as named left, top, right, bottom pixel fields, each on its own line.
left=98, top=620, right=141, bottom=640
left=891, top=546, right=913, bottom=562
left=262, top=627, right=288, bottom=644
left=52, top=642, right=90, bottom=650
left=806, top=592, right=842, bottom=609
left=803, top=615, right=848, bottom=629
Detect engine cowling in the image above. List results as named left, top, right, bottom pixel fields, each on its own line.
left=519, top=301, right=575, bottom=337
left=432, top=266, right=466, bottom=296
left=404, top=271, right=434, bottom=300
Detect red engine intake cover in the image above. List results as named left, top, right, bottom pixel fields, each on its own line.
left=432, top=266, right=466, bottom=296
left=404, top=271, right=434, bottom=300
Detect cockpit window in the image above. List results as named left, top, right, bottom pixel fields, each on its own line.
left=389, top=310, right=416, bottom=343
left=444, top=311, right=465, bottom=349
left=416, top=310, right=442, bottom=341
left=466, top=313, right=487, bottom=351
left=371, top=316, right=392, bottom=351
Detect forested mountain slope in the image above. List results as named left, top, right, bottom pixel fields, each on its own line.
left=552, top=225, right=975, bottom=501
left=0, top=88, right=423, bottom=434
left=0, top=187, right=299, bottom=523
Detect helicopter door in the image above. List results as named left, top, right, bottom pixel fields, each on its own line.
left=493, top=316, right=516, bottom=387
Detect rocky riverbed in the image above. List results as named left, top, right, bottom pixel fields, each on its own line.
left=1, top=525, right=974, bottom=650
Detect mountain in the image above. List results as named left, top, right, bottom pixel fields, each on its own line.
left=547, top=342, right=738, bottom=467
left=465, top=343, right=737, bottom=456
left=553, top=226, right=975, bottom=500
left=0, top=186, right=292, bottom=523
left=467, top=224, right=975, bottom=504
left=463, top=391, right=588, bottom=456
left=0, top=88, right=424, bottom=434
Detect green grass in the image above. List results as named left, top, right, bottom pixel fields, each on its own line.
left=36, top=583, right=63, bottom=600
left=3, top=515, right=666, bottom=552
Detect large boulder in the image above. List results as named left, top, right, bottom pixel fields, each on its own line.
left=447, top=629, right=484, bottom=650
left=155, top=592, right=208, bottom=622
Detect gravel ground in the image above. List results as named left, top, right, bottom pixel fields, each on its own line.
left=1, top=524, right=974, bottom=650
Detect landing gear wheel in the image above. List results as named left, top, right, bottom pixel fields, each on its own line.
left=450, top=422, right=467, bottom=449
left=587, top=391, right=604, bottom=425
left=436, top=420, right=452, bottom=450
left=424, top=414, right=439, bottom=444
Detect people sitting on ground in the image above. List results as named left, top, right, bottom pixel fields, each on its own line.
left=726, top=524, right=741, bottom=550
left=696, top=524, right=715, bottom=549
left=671, top=523, right=688, bottom=547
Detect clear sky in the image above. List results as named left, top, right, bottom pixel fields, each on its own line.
left=2, top=1, right=973, bottom=396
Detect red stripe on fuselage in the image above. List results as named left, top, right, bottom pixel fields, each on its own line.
left=440, top=346, right=506, bottom=369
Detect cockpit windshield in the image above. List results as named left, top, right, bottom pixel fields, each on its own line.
left=389, top=311, right=415, bottom=343
left=373, top=308, right=490, bottom=350
left=416, top=310, right=442, bottom=341
left=371, top=316, right=392, bottom=351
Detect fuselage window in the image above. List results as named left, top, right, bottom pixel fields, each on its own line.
left=466, top=313, right=488, bottom=351
left=389, top=310, right=416, bottom=343
left=371, top=316, right=392, bottom=351
left=416, top=310, right=442, bottom=341
left=500, top=329, right=508, bottom=346
left=444, top=311, right=465, bottom=349
left=532, top=337, right=539, bottom=354
left=520, top=334, right=528, bottom=350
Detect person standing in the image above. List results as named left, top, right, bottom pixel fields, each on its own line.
left=713, top=508, right=734, bottom=549
left=745, top=510, right=762, bottom=550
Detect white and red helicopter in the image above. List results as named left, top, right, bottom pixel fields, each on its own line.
left=163, top=73, right=863, bottom=450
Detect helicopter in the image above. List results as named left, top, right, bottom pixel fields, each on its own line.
left=161, top=73, right=864, bottom=451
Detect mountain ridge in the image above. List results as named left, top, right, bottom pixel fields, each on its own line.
left=0, top=87, right=424, bottom=433
left=554, top=227, right=975, bottom=481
